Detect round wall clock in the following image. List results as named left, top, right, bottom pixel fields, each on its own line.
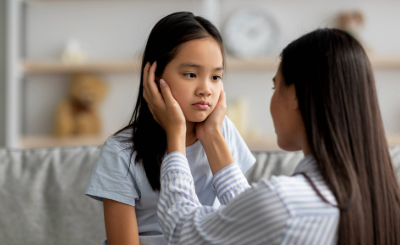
left=223, top=8, right=279, bottom=58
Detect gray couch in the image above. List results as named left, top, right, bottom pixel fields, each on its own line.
left=1, top=146, right=400, bottom=245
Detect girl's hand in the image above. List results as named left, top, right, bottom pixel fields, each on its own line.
left=195, top=89, right=227, bottom=143
left=143, top=62, right=186, bottom=154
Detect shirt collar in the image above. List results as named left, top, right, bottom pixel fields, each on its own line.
left=293, top=154, right=319, bottom=175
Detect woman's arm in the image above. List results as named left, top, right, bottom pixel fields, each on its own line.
left=103, top=199, right=140, bottom=245
left=157, top=152, right=289, bottom=244
left=195, top=89, right=236, bottom=175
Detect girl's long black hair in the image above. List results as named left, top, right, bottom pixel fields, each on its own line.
left=281, top=28, right=400, bottom=244
left=115, top=12, right=224, bottom=191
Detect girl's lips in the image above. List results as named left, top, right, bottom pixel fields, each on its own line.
left=192, top=104, right=210, bottom=110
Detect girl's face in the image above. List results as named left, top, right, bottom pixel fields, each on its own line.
left=270, top=66, right=305, bottom=151
left=161, top=37, right=223, bottom=123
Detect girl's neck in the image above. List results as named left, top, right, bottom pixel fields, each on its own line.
left=185, top=121, right=198, bottom=147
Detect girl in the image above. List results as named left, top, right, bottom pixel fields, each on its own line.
left=148, top=28, right=400, bottom=244
left=85, top=12, right=255, bottom=245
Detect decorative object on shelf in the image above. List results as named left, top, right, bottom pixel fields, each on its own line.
left=54, top=74, right=108, bottom=137
left=336, top=10, right=367, bottom=48
left=223, top=8, right=279, bottom=58
left=61, top=38, right=87, bottom=64
left=227, top=97, right=249, bottom=138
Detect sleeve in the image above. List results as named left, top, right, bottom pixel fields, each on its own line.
left=212, top=162, right=250, bottom=205
left=222, top=116, right=256, bottom=174
left=85, top=139, right=140, bottom=206
left=158, top=152, right=289, bottom=245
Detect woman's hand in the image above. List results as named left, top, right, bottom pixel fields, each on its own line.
left=195, top=89, right=227, bottom=143
left=195, top=89, right=234, bottom=174
left=143, top=62, right=186, bottom=154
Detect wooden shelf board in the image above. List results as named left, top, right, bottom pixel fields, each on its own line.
left=21, top=55, right=400, bottom=74
left=226, top=57, right=280, bottom=71
left=21, top=135, right=110, bottom=149
left=22, top=60, right=141, bottom=74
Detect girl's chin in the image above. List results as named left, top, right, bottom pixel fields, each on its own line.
left=184, top=112, right=210, bottom=123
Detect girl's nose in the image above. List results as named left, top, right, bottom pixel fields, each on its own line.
left=196, top=86, right=212, bottom=97
left=196, top=80, right=212, bottom=97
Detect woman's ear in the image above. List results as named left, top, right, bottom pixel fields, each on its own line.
left=292, top=97, right=299, bottom=110
left=289, top=85, right=299, bottom=110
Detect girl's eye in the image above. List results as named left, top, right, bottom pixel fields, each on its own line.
left=212, top=75, right=222, bottom=81
left=184, top=73, right=196, bottom=78
left=272, top=87, right=276, bottom=90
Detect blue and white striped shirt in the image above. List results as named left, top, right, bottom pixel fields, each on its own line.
left=158, top=152, right=339, bottom=245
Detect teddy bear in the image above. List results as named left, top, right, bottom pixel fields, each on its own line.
left=54, top=73, right=108, bottom=137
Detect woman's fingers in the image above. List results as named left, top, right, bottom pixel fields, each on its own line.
left=218, top=90, right=226, bottom=107
left=147, top=62, right=162, bottom=100
left=143, top=61, right=163, bottom=106
left=148, top=105, right=161, bottom=126
left=159, top=79, right=177, bottom=106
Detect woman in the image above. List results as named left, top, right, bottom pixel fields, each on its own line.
left=144, top=28, right=400, bottom=244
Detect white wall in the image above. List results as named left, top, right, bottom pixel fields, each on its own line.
left=221, top=0, right=400, bottom=138
left=23, top=0, right=400, bottom=139
left=0, top=0, right=6, bottom=146
left=24, top=0, right=202, bottom=135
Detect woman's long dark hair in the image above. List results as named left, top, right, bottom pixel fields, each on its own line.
left=115, top=12, right=224, bottom=191
left=281, top=28, right=400, bottom=244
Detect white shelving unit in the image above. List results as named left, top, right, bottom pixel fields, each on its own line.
left=6, top=0, right=400, bottom=150
left=6, top=0, right=224, bottom=149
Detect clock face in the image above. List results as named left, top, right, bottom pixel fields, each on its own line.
left=224, top=9, right=279, bottom=58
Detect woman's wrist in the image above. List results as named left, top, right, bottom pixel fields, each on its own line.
left=166, top=128, right=186, bottom=156
left=198, top=126, right=222, bottom=144
left=200, top=130, right=234, bottom=175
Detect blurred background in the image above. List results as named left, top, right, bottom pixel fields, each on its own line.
left=1, top=0, right=400, bottom=151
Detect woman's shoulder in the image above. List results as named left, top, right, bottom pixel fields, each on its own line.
left=264, top=174, right=339, bottom=216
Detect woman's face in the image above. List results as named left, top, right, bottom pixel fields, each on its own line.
left=161, top=37, right=223, bottom=123
left=270, top=66, right=305, bottom=151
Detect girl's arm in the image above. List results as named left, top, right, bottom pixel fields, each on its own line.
left=103, top=198, right=140, bottom=245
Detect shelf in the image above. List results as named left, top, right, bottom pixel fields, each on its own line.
left=226, top=57, right=280, bottom=71
left=21, top=55, right=400, bottom=74
left=368, top=56, right=400, bottom=69
left=22, top=60, right=141, bottom=74
left=245, top=134, right=400, bottom=152
left=21, top=135, right=110, bottom=149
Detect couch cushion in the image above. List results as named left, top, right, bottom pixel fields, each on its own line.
left=246, top=146, right=400, bottom=183
left=0, top=146, right=104, bottom=245
left=1, top=145, right=400, bottom=245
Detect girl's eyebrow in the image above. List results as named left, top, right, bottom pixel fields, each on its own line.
left=178, top=62, right=224, bottom=71
left=272, top=77, right=276, bottom=83
left=178, top=62, right=201, bottom=69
